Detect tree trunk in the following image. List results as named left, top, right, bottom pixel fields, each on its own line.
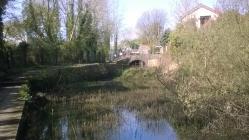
left=114, top=32, right=118, bottom=54
left=0, top=4, right=5, bottom=70
left=0, top=0, right=8, bottom=70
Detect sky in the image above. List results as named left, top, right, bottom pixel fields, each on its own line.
left=4, top=0, right=217, bottom=40
left=118, top=0, right=217, bottom=39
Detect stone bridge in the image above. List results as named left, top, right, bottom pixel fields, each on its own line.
left=114, top=54, right=162, bottom=67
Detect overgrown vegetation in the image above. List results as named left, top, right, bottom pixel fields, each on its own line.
left=161, top=9, right=249, bottom=137
left=20, top=67, right=183, bottom=139
left=117, top=68, right=161, bottom=89
left=19, top=84, right=31, bottom=101
left=28, top=64, right=124, bottom=93
left=19, top=62, right=249, bottom=139
left=4, top=0, right=248, bottom=139
left=1, top=0, right=120, bottom=77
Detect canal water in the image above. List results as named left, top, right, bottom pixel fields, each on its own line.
left=15, top=65, right=249, bottom=140
left=109, top=110, right=178, bottom=140
left=18, top=101, right=178, bottom=140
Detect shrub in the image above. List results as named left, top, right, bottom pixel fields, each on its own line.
left=164, top=11, right=249, bottom=136
left=19, top=84, right=31, bottom=101
left=28, top=64, right=124, bottom=92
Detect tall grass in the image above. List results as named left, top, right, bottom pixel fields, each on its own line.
left=23, top=63, right=249, bottom=139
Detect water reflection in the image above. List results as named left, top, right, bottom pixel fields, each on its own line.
left=57, top=109, right=178, bottom=140
left=109, top=110, right=178, bottom=140
left=59, top=117, right=69, bottom=140
left=17, top=79, right=179, bottom=140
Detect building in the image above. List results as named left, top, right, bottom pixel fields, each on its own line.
left=181, top=3, right=220, bottom=28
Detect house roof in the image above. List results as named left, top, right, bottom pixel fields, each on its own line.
left=181, top=3, right=220, bottom=20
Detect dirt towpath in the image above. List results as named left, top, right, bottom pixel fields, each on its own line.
left=0, top=73, right=27, bottom=140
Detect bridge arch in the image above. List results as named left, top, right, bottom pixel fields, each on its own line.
left=129, top=60, right=146, bottom=67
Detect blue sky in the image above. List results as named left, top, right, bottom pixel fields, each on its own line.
left=119, top=0, right=216, bottom=28
left=118, top=0, right=217, bottom=39
left=6, top=0, right=217, bottom=27
left=4, top=0, right=217, bottom=40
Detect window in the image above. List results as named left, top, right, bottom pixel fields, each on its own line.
left=200, top=16, right=211, bottom=26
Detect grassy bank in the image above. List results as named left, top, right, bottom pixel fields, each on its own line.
left=19, top=64, right=249, bottom=139
left=27, top=63, right=125, bottom=93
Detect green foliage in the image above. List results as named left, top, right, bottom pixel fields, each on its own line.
left=167, top=11, right=249, bottom=136
left=3, top=0, right=110, bottom=66
left=118, top=68, right=162, bottom=89
left=21, top=1, right=61, bottom=65
left=19, top=84, right=31, bottom=101
left=18, top=41, right=29, bottom=65
left=118, top=39, right=139, bottom=50
left=129, top=40, right=139, bottom=49
left=160, top=29, right=171, bottom=46
left=0, top=0, right=112, bottom=69
left=0, top=0, right=9, bottom=72
left=28, top=64, right=123, bottom=92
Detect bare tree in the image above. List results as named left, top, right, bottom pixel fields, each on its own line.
left=174, top=0, right=199, bottom=21
left=110, top=0, right=122, bottom=54
left=136, top=9, right=166, bottom=49
left=217, top=0, right=249, bottom=13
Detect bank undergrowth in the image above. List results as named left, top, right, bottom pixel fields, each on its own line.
left=24, top=59, right=249, bottom=139
left=160, top=11, right=249, bottom=138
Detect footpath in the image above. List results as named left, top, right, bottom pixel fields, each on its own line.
left=0, top=73, right=26, bottom=140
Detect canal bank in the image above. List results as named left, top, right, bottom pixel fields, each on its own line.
left=13, top=65, right=249, bottom=140
left=0, top=75, right=26, bottom=140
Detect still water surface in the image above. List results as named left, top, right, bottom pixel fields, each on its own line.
left=110, top=110, right=178, bottom=140
left=54, top=109, right=178, bottom=140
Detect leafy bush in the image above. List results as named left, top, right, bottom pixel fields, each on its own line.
left=19, top=84, right=31, bottom=101
left=166, top=11, right=249, bottom=136
left=118, top=68, right=162, bottom=89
